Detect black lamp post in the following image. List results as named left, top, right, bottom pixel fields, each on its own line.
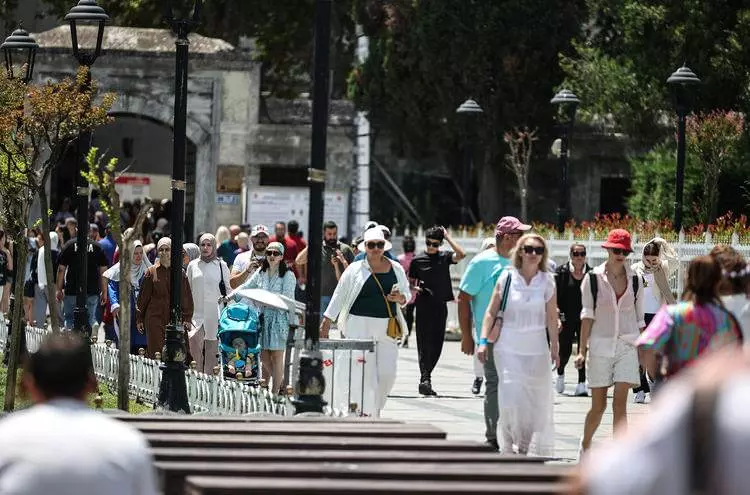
left=550, top=89, right=580, bottom=234
left=158, top=0, right=202, bottom=414
left=456, top=99, right=483, bottom=226
left=667, top=64, right=701, bottom=233
left=65, top=0, right=108, bottom=339
left=1, top=25, right=38, bottom=83
left=292, top=0, right=332, bottom=415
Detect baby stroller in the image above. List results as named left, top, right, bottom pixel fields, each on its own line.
left=217, top=303, right=263, bottom=382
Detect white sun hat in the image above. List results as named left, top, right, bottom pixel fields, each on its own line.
left=358, top=227, right=392, bottom=252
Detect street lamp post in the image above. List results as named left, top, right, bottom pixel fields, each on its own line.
left=64, top=0, right=108, bottom=339
left=292, top=0, right=332, bottom=415
left=1, top=25, right=38, bottom=83
left=456, top=99, right=483, bottom=227
left=667, top=64, right=701, bottom=233
left=550, top=89, right=580, bottom=234
left=158, top=0, right=203, bottom=414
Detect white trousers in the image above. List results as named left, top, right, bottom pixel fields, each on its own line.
left=334, top=314, right=398, bottom=417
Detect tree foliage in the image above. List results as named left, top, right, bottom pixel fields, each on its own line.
left=41, top=0, right=357, bottom=98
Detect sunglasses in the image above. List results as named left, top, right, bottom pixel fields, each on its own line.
left=611, top=248, right=632, bottom=256
left=523, top=245, right=545, bottom=255
left=426, top=240, right=441, bottom=248
left=571, top=251, right=586, bottom=257
left=366, top=241, right=386, bottom=250
left=266, top=250, right=282, bottom=257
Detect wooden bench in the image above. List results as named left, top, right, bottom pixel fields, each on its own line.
left=159, top=461, right=569, bottom=495
left=184, top=476, right=568, bottom=494
left=143, top=433, right=494, bottom=452
left=128, top=420, right=446, bottom=439
left=150, top=447, right=547, bottom=464
left=110, top=412, right=400, bottom=424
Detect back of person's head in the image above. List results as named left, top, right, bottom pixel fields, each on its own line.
left=710, top=244, right=750, bottom=296
left=424, top=226, right=445, bottom=242
left=288, top=220, right=299, bottom=234
left=24, top=333, right=95, bottom=401
left=682, top=255, right=723, bottom=306
left=402, top=235, right=415, bottom=253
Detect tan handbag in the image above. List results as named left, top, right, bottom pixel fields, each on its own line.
left=370, top=271, right=403, bottom=340
left=487, top=272, right=512, bottom=343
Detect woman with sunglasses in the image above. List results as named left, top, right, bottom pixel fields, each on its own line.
left=477, top=233, right=559, bottom=455
left=234, top=241, right=296, bottom=393
left=136, top=237, right=194, bottom=359
left=631, top=238, right=678, bottom=402
left=186, top=234, right=232, bottom=374
left=554, top=243, right=592, bottom=396
left=575, top=229, right=644, bottom=458
left=321, top=228, right=411, bottom=417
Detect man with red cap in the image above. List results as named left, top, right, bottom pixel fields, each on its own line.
left=457, top=216, right=530, bottom=451
left=575, top=228, right=645, bottom=459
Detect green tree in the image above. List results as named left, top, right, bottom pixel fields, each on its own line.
left=350, top=0, right=585, bottom=223
left=41, top=0, right=356, bottom=98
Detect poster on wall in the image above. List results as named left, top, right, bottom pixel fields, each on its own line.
left=246, top=186, right=349, bottom=238
left=114, top=176, right=151, bottom=202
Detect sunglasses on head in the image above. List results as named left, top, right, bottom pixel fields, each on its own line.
left=571, top=250, right=586, bottom=257
left=611, top=248, right=631, bottom=256
left=266, top=250, right=282, bottom=257
left=522, top=245, right=545, bottom=255
left=426, top=240, right=441, bottom=248
left=366, top=241, right=385, bottom=249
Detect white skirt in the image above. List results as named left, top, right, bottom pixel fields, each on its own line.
left=494, top=327, right=555, bottom=456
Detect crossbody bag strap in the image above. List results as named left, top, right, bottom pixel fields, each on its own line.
left=370, top=271, right=395, bottom=319
left=498, top=271, right=512, bottom=317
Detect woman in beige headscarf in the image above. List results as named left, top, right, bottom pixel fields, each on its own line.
left=136, top=237, right=194, bottom=359
left=631, top=237, right=678, bottom=401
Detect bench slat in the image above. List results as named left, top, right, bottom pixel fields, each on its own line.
left=110, top=413, right=400, bottom=423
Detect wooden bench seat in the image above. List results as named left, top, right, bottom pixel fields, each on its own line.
left=159, top=461, right=569, bottom=495
left=184, top=476, right=568, bottom=494
left=110, top=412, right=400, bottom=424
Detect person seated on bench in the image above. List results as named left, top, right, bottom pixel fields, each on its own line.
left=0, top=332, right=158, bottom=495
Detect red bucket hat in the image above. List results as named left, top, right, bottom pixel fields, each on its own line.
left=602, top=229, right=632, bottom=252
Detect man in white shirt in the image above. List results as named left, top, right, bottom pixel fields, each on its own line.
left=0, top=333, right=158, bottom=495
left=230, top=224, right=270, bottom=289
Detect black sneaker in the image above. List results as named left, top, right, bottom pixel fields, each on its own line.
left=418, top=381, right=437, bottom=396
left=471, top=377, right=483, bottom=395
left=485, top=438, right=499, bottom=452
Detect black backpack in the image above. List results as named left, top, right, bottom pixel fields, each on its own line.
left=589, top=272, right=639, bottom=313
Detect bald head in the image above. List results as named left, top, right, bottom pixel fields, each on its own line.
left=229, top=225, right=241, bottom=238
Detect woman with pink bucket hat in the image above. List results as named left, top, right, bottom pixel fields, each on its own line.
left=574, top=229, right=645, bottom=459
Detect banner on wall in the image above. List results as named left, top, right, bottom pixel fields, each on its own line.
left=114, top=175, right=151, bottom=202
left=245, top=186, right=349, bottom=238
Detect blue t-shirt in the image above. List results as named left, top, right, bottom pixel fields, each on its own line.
left=458, top=249, right=511, bottom=340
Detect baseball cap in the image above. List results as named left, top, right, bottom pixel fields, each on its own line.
left=495, top=216, right=531, bottom=236
left=250, top=224, right=269, bottom=237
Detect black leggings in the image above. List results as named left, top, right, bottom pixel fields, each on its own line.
left=559, top=321, right=586, bottom=383
left=633, top=313, right=656, bottom=393
left=415, top=296, right=448, bottom=383
left=403, top=303, right=415, bottom=338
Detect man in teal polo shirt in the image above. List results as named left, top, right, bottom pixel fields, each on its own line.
left=457, top=216, right=530, bottom=451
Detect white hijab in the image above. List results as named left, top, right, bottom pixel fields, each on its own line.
left=103, top=240, right=152, bottom=286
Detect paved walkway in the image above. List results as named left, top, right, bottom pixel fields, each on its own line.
left=382, top=340, right=650, bottom=462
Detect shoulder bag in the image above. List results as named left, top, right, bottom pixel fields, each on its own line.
left=487, top=271, right=512, bottom=343
left=370, top=271, right=403, bottom=340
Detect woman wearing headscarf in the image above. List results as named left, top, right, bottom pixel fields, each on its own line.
left=136, top=237, right=194, bottom=359
left=105, top=240, right=152, bottom=354
left=234, top=241, right=296, bottom=393
left=186, top=233, right=231, bottom=374
left=34, top=231, right=60, bottom=327
left=631, top=237, right=678, bottom=402
left=183, top=243, right=200, bottom=268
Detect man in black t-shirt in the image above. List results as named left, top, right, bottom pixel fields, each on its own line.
left=55, top=238, right=108, bottom=330
left=408, top=226, right=466, bottom=396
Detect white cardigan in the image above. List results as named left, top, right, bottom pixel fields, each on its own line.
left=324, top=257, right=411, bottom=337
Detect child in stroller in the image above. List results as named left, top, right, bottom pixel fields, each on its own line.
left=217, top=303, right=262, bottom=381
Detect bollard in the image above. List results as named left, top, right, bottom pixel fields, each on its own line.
left=189, top=360, right=197, bottom=370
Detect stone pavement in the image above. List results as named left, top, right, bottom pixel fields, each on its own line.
left=381, top=340, right=650, bottom=463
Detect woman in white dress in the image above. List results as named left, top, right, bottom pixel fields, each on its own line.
left=186, top=233, right=231, bottom=374
left=478, top=233, right=559, bottom=455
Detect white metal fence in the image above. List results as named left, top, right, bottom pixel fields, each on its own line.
left=0, top=319, right=366, bottom=417
left=391, top=228, right=750, bottom=331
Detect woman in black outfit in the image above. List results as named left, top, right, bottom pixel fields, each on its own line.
left=555, top=243, right=591, bottom=396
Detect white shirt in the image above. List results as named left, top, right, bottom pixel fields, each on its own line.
left=496, top=269, right=555, bottom=356
left=231, top=250, right=264, bottom=275
left=580, top=263, right=645, bottom=358
left=642, top=273, right=662, bottom=315
left=187, top=258, right=231, bottom=340
left=0, top=399, right=158, bottom=495
left=722, top=294, right=750, bottom=345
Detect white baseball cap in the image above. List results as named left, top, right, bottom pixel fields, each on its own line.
left=250, top=224, right=269, bottom=238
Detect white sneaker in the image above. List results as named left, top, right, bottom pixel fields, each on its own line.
left=633, top=390, right=646, bottom=404
left=555, top=375, right=565, bottom=394
left=574, top=382, right=588, bottom=397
